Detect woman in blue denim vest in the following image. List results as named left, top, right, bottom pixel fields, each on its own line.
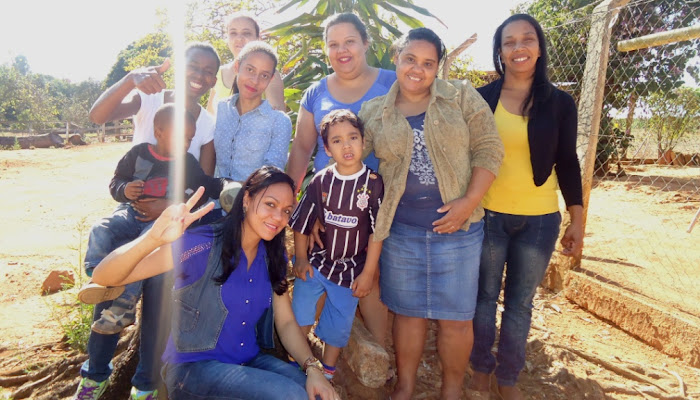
left=91, top=166, right=338, bottom=400
left=468, top=14, right=584, bottom=400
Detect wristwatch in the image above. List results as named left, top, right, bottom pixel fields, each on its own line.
left=302, top=356, right=324, bottom=375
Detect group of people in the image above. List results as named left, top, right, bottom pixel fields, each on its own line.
left=72, top=10, right=583, bottom=400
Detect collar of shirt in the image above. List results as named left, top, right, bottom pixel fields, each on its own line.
left=225, top=94, right=273, bottom=118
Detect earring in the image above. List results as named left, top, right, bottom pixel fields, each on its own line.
left=498, top=54, right=502, bottom=68
left=243, top=206, right=247, bottom=219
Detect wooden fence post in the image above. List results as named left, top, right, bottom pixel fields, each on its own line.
left=544, top=0, right=630, bottom=291
left=576, top=0, right=629, bottom=232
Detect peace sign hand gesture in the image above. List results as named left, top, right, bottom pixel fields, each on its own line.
left=146, top=186, right=214, bottom=245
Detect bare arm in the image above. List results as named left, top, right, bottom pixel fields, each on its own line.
left=89, top=60, right=170, bottom=124
left=199, top=141, right=216, bottom=176
left=561, top=204, right=584, bottom=257
left=272, top=293, right=337, bottom=400
left=265, top=70, right=286, bottom=111
left=352, top=236, right=382, bottom=298
left=286, top=107, right=318, bottom=191
left=92, top=187, right=214, bottom=286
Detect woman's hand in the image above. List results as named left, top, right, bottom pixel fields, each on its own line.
left=293, top=258, right=314, bottom=281
left=432, top=196, right=479, bottom=234
left=308, top=219, right=325, bottom=253
left=132, top=198, right=169, bottom=222
left=305, top=368, right=339, bottom=400
left=147, top=187, right=214, bottom=245
left=560, top=221, right=583, bottom=257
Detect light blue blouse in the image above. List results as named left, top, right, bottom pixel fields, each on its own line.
left=213, top=95, right=292, bottom=181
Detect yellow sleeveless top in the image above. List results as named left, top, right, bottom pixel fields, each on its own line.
left=482, top=101, right=559, bottom=215
left=212, top=67, right=234, bottom=105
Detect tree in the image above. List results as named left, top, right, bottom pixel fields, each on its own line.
left=519, top=0, right=700, bottom=172
left=104, top=32, right=173, bottom=88
left=645, top=86, right=700, bottom=157
left=266, top=0, right=443, bottom=118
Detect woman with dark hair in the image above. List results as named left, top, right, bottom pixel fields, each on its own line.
left=359, top=27, right=503, bottom=399
left=90, top=166, right=338, bottom=400
left=286, top=11, right=396, bottom=349
left=468, top=14, right=583, bottom=400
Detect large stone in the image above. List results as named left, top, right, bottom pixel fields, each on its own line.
left=343, top=318, right=390, bottom=388
left=41, top=270, right=75, bottom=295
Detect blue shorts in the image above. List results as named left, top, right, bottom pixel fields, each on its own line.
left=380, top=220, right=484, bottom=321
left=292, top=269, right=359, bottom=348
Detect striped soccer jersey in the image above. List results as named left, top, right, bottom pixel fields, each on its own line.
left=290, top=164, right=384, bottom=288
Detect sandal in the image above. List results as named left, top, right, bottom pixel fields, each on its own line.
left=78, top=282, right=125, bottom=304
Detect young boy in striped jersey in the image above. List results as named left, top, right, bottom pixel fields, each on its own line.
left=290, top=109, right=384, bottom=380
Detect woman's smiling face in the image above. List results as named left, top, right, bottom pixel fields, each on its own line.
left=325, top=22, right=369, bottom=77
left=394, top=39, right=440, bottom=97
left=242, top=182, right=294, bottom=241
left=500, top=19, right=540, bottom=76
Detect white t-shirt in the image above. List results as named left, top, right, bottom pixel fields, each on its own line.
left=131, top=91, right=215, bottom=161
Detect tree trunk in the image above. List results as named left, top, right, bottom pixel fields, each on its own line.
left=623, top=92, right=637, bottom=160
left=0, top=133, right=64, bottom=149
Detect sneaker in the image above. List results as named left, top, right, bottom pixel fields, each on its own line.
left=130, top=387, right=158, bottom=400
left=73, top=377, right=107, bottom=400
left=91, top=302, right=136, bottom=335
left=78, top=282, right=125, bottom=304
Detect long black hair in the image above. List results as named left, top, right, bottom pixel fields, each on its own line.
left=215, top=166, right=295, bottom=295
left=493, top=13, right=552, bottom=118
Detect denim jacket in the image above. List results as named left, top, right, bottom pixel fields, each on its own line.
left=359, top=79, right=504, bottom=241
left=171, top=224, right=275, bottom=352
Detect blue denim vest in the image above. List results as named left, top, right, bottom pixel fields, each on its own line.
left=171, top=225, right=275, bottom=352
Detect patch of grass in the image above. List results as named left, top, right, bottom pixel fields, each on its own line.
left=46, top=217, right=94, bottom=353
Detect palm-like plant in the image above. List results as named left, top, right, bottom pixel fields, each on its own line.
left=266, top=0, right=443, bottom=115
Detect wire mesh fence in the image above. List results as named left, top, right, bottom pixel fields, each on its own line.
left=542, top=0, right=700, bottom=319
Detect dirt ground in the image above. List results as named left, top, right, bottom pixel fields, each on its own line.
left=0, top=142, right=698, bottom=399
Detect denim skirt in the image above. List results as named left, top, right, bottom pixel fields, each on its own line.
left=380, top=219, right=484, bottom=321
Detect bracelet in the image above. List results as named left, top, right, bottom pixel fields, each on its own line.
left=302, top=356, right=323, bottom=375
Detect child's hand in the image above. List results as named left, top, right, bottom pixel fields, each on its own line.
left=124, top=180, right=144, bottom=201
left=351, top=270, right=373, bottom=298
left=293, top=259, right=313, bottom=281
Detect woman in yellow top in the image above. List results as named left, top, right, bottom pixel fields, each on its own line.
left=207, top=14, right=285, bottom=113
left=359, top=28, right=503, bottom=400
left=468, top=14, right=584, bottom=400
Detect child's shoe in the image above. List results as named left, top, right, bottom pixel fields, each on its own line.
left=91, top=298, right=136, bottom=335
left=73, top=377, right=107, bottom=400
left=130, top=387, right=158, bottom=400
left=78, top=282, right=125, bottom=304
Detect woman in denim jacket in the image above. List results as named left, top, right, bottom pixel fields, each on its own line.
left=91, top=166, right=338, bottom=400
left=359, top=28, right=503, bottom=400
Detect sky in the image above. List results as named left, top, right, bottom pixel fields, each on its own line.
left=0, top=0, right=524, bottom=83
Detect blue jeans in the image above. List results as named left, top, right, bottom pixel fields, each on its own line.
left=163, top=354, right=309, bottom=399
left=470, top=210, right=561, bottom=386
left=80, top=270, right=173, bottom=390
left=84, top=203, right=152, bottom=277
